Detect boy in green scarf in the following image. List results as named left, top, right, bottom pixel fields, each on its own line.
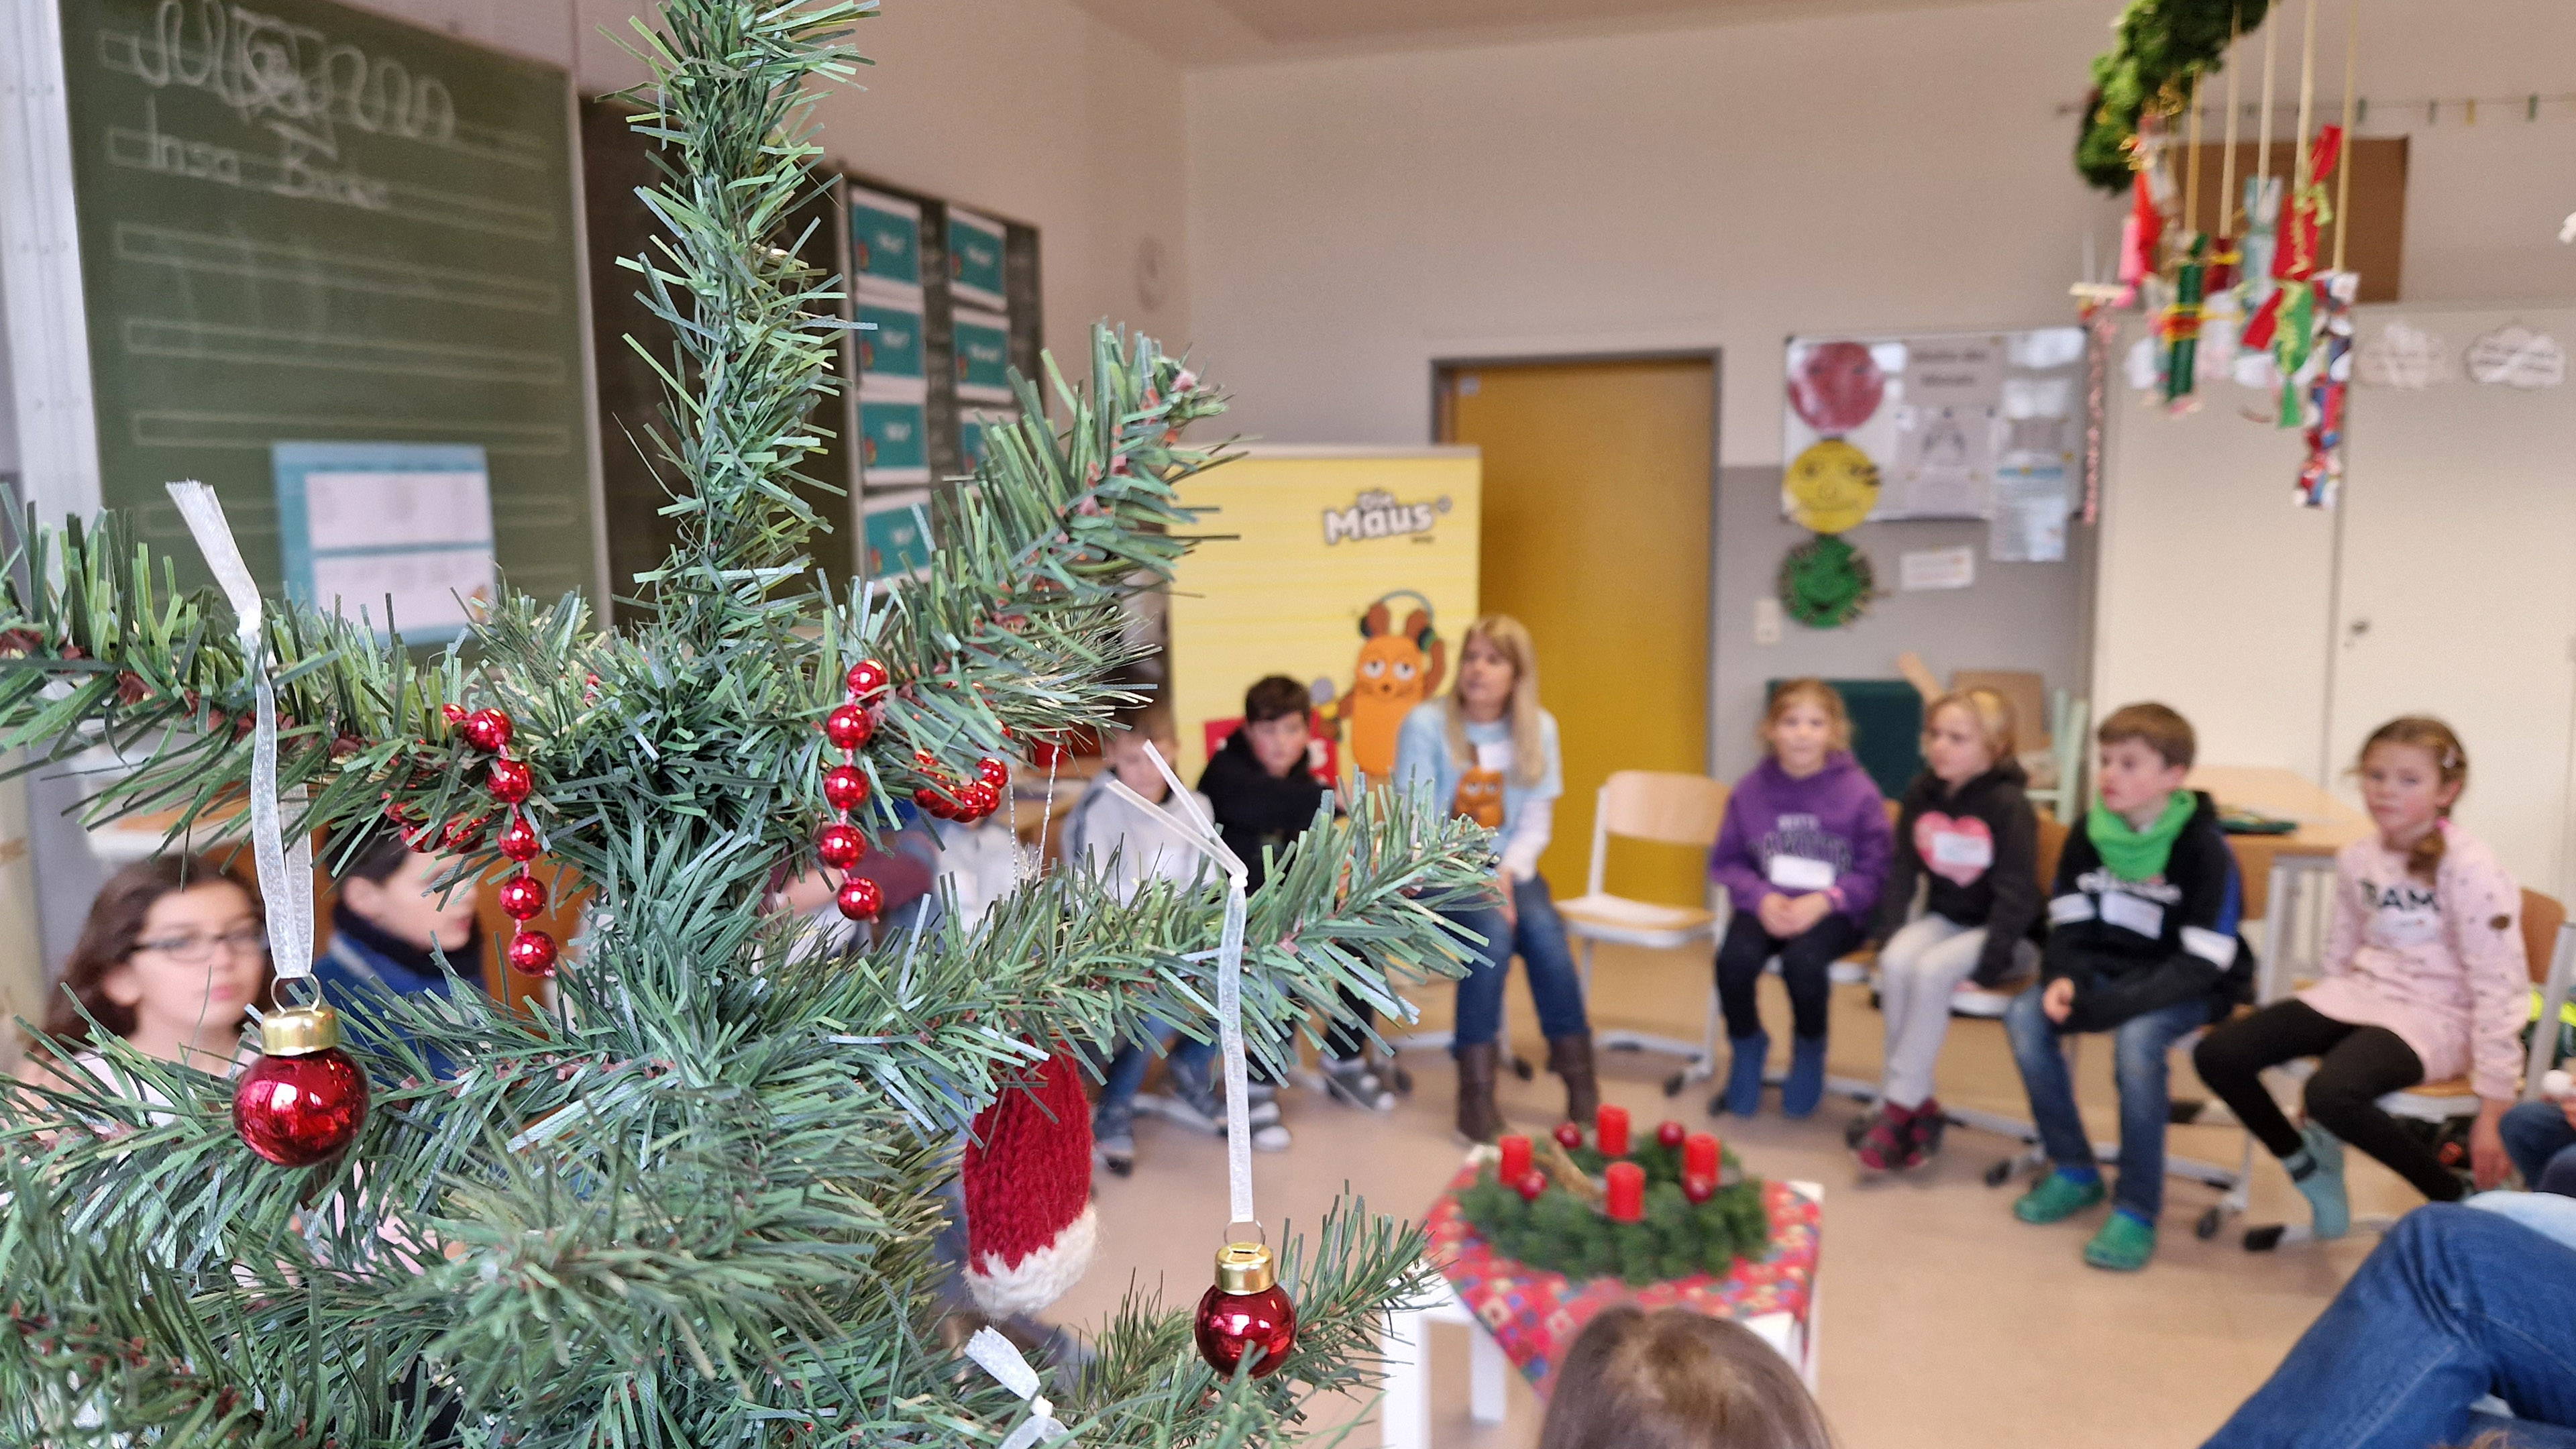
left=2005, top=702, right=2254, bottom=1271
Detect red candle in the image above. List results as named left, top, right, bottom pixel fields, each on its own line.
left=1596, top=1103, right=1631, bottom=1157
left=1684, top=1132, right=1721, bottom=1181
left=1605, top=1161, right=1646, bottom=1222
left=1498, top=1134, right=1533, bottom=1184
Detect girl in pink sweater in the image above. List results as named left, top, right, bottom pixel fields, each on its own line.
left=2194, top=718, right=2526, bottom=1236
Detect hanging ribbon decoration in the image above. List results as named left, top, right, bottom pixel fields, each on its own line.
left=167, top=482, right=315, bottom=987
left=964, top=1328, right=1073, bottom=1449
left=2161, top=75, right=2208, bottom=409
left=2294, top=0, right=2363, bottom=508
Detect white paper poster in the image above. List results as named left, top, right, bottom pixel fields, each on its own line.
left=1898, top=546, right=1976, bottom=591
left=273, top=441, right=495, bottom=643
left=1988, top=462, right=2071, bottom=563
left=1783, top=327, right=2084, bottom=524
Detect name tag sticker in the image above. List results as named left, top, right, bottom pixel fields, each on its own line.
left=1929, top=831, right=1994, bottom=870
left=1768, top=854, right=1837, bottom=892
left=2100, top=891, right=2165, bottom=939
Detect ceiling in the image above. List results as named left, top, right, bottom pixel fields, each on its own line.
left=1065, top=0, right=2006, bottom=65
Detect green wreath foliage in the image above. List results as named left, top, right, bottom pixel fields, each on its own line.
left=1454, top=1138, right=1774, bottom=1287
left=2078, top=0, right=2277, bottom=193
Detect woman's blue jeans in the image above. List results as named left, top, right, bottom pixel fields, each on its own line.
left=2203, top=1204, right=2576, bottom=1448
left=2005, top=983, right=2212, bottom=1221
left=1448, top=874, right=1591, bottom=1051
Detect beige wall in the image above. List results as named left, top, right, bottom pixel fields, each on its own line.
left=345, top=0, right=1193, bottom=356
left=1181, top=0, right=2576, bottom=456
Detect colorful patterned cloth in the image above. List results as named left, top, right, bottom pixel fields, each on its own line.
left=1423, top=1160, right=1821, bottom=1397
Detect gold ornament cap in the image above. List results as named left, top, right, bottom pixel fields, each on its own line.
left=259, top=1003, right=342, bottom=1057
left=1214, top=1240, right=1275, bottom=1295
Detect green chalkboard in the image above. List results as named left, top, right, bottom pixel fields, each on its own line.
left=55, top=0, right=597, bottom=605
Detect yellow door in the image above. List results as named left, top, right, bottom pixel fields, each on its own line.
left=1439, top=358, right=1714, bottom=907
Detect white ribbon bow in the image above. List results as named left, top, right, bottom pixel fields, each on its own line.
left=167, top=482, right=315, bottom=983
left=963, top=1327, right=1071, bottom=1449
left=1099, top=743, right=1255, bottom=1230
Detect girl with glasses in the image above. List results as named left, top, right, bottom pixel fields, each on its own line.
left=19, top=855, right=270, bottom=1085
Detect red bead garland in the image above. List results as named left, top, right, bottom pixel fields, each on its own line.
left=845, top=657, right=890, bottom=698
left=823, top=703, right=873, bottom=750
left=497, top=812, right=541, bottom=863
left=507, top=928, right=559, bottom=977
left=817, top=664, right=889, bottom=920
left=486, top=757, right=533, bottom=805
left=816, top=822, right=865, bottom=869
left=975, top=757, right=1010, bottom=789
left=462, top=708, right=514, bottom=755
left=835, top=876, right=883, bottom=922
left=498, top=870, right=547, bottom=922
left=822, top=765, right=869, bottom=812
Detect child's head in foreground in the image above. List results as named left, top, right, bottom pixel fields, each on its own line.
left=1104, top=698, right=1181, bottom=800
left=2094, top=701, right=2195, bottom=819
left=1537, top=1304, right=1831, bottom=1449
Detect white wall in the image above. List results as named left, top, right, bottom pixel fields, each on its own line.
left=344, top=0, right=1193, bottom=355
left=1181, top=0, right=2576, bottom=455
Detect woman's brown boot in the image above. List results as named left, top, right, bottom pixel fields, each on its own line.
left=1455, top=1042, right=1503, bottom=1143
left=1548, top=1034, right=1599, bottom=1124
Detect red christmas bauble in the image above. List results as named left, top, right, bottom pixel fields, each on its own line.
left=1657, top=1119, right=1688, bottom=1150
left=912, top=749, right=939, bottom=770
left=835, top=876, right=883, bottom=921
left=508, top=928, right=559, bottom=977
left=441, top=814, right=488, bottom=851
left=823, top=702, right=874, bottom=751
left=233, top=1014, right=368, bottom=1167
left=816, top=821, right=865, bottom=869
left=914, top=786, right=955, bottom=819
left=1196, top=1244, right=1297, bottom=1379
left=822, top=765, right=870, bottom=812
left=975, top=757, right=1010, bottom=789
left=462, top=708, right=514, bottom=755
left=845, top=658, right=890, bottom=698
left=440, top=702, right=468, bottom=727
left=1682, top=1172, right=1718, bottom=1205
left=955, top=780, right=1000, bottom=818
left=1553, top=1121, right=1585, bottom=1151
left=1515, top=1169, right=1550, bottom=1203
left=498, top=869, right=547, bottom=922
left=486, top=757, right=533, bottom=804
left=497, top=812, right=541, bottom=862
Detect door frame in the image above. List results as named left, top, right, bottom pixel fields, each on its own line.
left=1429, top=348, right=1725, bottom=779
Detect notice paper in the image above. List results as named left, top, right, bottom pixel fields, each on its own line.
left=273, top=441, right=496, bottom=643
left=1898, top=546, right=1976, bottom=592
left=1988, top=462, right=2071, bottom=563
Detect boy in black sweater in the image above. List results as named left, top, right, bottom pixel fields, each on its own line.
left=1198, top=675, right=1397, bottom=1114
left=2005, top=702, right=2253, bottom=1273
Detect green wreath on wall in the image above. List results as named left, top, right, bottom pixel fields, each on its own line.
left=2077, top=0, right=2278, bottom=193
left=1778, top=535, right=1876, bottom=629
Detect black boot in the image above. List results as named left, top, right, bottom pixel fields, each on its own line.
left=1548, top=1034, right=1599, bottom=1124
left=1455, top=1042, right=1503, bottom=1143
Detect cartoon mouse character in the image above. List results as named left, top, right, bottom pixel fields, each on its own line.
left=1452, top=767, right=1505, bottom=828
left=1314, top=591, right=1446, bottom=785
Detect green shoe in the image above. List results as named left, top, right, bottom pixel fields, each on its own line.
left=2012, top=1170, right=2107, bottom=1224
left=2083, top=1212, right=2157, bottom=1271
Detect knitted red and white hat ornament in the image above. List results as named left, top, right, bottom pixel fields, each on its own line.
left=961, top=1050, right=1098, bottom=1317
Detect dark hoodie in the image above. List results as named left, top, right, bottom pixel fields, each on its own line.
left=1873, top=759, right=2044, bottom=986
left=2041, top=790, right=2256, bottom=1032
left=1196, top=727, right=1330, bottom=893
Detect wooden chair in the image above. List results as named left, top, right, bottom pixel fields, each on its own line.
left=1556, top=771, right=1732, bottom=1095
left=2239, top=889, right=2573, bottom=1250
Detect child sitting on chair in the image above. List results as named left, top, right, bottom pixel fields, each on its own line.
left=2007, top=702, right=2252, bottom=1271
left=2193, top=717, right=2523, bottom=1233
left=1709, top=678, right=1892, bottom=1120
left=1853, top=688, right=2043, bottom=1172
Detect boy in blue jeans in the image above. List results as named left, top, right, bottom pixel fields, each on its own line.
left=2007, top=702, right=2253, bottom=1271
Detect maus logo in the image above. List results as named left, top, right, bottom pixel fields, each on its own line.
left=1324, top=489, right=1450, bottom=545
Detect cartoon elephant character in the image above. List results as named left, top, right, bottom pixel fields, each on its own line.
left=1316, top=591, right=1446, bottom=785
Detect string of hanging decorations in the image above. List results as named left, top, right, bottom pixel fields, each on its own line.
left=2072, top=0, right=2363, bottom=508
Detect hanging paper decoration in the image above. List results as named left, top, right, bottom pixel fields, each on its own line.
left=2161, top=237, right=2208, bottom=407
left=1786, top=341, right=1887, bottom=434
left=1778, top=535, right=1876, bottom=630
left=2293, top=274, right=2355, bottom=508
left=2464, top=324, right=2568, bottom=389
left=1782, top=439, right=1881, bottom=536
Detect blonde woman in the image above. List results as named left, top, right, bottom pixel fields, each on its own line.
left=1394, top=615, right=1594, bottom=1142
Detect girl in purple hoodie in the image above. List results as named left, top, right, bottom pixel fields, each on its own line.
left=1709, top=680, right=1893, bottom=1119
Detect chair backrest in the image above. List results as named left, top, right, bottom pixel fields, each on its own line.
left=1588, top=771, right=1729, bottom=899
left=2523, top=890, right=2567, bottom=986
left=2035, top=812, right=2070, bottom=892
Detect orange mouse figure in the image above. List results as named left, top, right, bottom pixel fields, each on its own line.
left=1320, top=591, right=1446, bottom=784
left=1452, top=767, right=1505, bottom=828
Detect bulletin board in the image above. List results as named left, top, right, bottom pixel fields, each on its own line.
left=1166, top=447, right=1481, bottom=788
left=1782, top=328, right=2086, bottom=557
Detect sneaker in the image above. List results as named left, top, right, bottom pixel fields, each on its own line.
left=1324, top=1057, right=1398, bottom=1113
left=1093, top=1102, right=1136, bottom=1178
left=1241, top=1087, right=1293, bottom=1150
left=2012, top=1169, right=2108, bottom=1224
left=1159, top=1058, right=1228, bottom=1136
left=2287, top=1122, right=2350, bottom=1239
left=1853, top=1104, right=1913, bottom=1173
left=1904, top=1099, right=1947, bottom=1169
left=1248, top=1119, right=1293, bottom=1152
left=2083, top=1210, right=2157, bottom=1271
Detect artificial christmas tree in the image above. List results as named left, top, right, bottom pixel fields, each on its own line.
left=0, top=2, right=1489, bottom=1444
